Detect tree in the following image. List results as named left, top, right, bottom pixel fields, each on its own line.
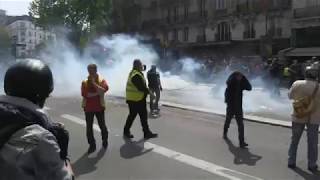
left=29, top=0, right=112, bottom=47
left=0, top=27, right=11, bottom=56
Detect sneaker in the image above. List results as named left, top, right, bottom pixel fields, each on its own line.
left=123, top=133, right=134, bottom=139
left=144, top=132, right=158, bottom=139
left=87, top=145, right=96, bottom=154
left=102, top=140, right=108, bottom=149
left=240, top=142, right=249, bottom=148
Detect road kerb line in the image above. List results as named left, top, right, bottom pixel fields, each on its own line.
left=61, top=113, right=263, bottom=180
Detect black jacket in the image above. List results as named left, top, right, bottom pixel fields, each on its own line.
left=147, top=70, right=161, bottom=89
left=224, top=72, right=252, bottom=108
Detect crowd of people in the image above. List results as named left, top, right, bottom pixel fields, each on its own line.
left=0, top=56, right=320, bottom=179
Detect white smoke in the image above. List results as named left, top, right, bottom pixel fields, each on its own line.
left=0, top=33, right=291, bottom=119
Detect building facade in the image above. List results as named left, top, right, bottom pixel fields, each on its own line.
left=291, top=0, right=320, bottom=48
left=114, top=0, right=292, bottom=59
left=0, top=9, right=6, bottom=25
left=6, top=16, right=56, bottom=58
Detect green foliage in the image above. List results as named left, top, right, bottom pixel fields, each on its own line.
left=0, top=27, right=11, bottom=51
left=29, top=0, right=113, bottom=46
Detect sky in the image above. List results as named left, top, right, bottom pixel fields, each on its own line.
left=0, top=0, right=32, bottom=16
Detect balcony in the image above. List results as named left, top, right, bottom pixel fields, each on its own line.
left=267, top=28, right=282, bottom=37
left=141, top=19, right=166, bottom=29
left=243, top=30, right=256, bottom=39
left=236, top=2, right=261, bottom=15
left=268, top=0, right=291, bottom=10
left=294, top=6, right=320, bottom=19
left=215, top=32, right=231, bottom=42
left=213, top=9, right=229, bottom=18
left=196, top=35, right=206, bottom=43
left=142, top=11, right=208, bottom=30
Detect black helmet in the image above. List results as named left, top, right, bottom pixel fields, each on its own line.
left=4, top=59, right=54, bottom=106
left=305, top=65, right=318, bottom=80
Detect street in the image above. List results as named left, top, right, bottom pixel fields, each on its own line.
left=45, top=97, right=320, bottom=180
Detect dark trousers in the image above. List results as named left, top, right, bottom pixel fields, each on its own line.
left=223, top=105, right=245, bottom=144
left=85, top=111, right=108, bottom=146
left=150, top=88, right=161, bottom=111
left=124, top=101, right=151, bottom=134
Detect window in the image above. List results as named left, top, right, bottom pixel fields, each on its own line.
left=268, top=17, right=276, bottom=36
left=243, top=20, right=255, bottom=39
left=164, top=32, right=168, bottom=42
left=20, top=31, right=26, bottom=37
left=216, top=22, right=230, bottom=41
left=200, top=0, right=206, bottom=16
left=20, top=22, right=26, bottom=28
left=173, top=29, right=178, bottom=41
left=216, top=0, right=226, bottom=10
left=174, top=6, right=179, bottom=22
left=184, top=27, right=189, bottom=41
left=167, top=9, right=171, bottom=23
left=184, top=6, right=189, bottom=19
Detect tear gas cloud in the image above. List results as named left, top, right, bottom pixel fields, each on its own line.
left=0, top=34, right=291, bottom=117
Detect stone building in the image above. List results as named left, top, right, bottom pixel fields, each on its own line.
left=113, top=0, right=292, bottom=59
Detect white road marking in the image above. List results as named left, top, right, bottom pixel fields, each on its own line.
left=61, top=114, right=263, bottom=180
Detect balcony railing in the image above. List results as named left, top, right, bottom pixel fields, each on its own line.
left=294, top=6, right=320, bottom=19
left=196, top=35, right=206, bottom=43
left=213, top=9, right=229, bottom=18
left=243, top=30, right=256, bottom=39
left=236, top=0, right=291, bottom=14
left=142, top=11, right=208, bottom=29
left=215, top=32, right=231, bottom=42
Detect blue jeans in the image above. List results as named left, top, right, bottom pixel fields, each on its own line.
left=288, top=122, right=319, bottom=168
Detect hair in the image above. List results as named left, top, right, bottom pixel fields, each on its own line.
left=133, top=59, right=141, bottom=70
left=87, top=64, right=97, bottom=71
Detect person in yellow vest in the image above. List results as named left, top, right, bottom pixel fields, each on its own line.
left=124, top=59, right=158, bottom=139
left=283, top=66, right=291, bottom=88
left=81, top=64, right=109, bottom=154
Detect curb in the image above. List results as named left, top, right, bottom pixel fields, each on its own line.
left=161, top=102, right=292, bottom=128
left=108, top=96, right=293, bottom=129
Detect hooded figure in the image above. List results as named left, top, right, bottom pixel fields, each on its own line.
left=147, top=65, right=162, bottom=113
left=223, top=71, right=252, bottom=148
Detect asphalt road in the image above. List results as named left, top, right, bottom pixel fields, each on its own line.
left=45, top=97, right=319, bottom=180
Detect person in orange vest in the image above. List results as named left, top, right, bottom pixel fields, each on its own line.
left=81, top=64, right=109, bottom=154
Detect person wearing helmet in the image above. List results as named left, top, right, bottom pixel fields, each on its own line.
left=147, top=65, right=162, bottom=115
left=288, top=64, right=320, bottom=172
left=0, top=59, right=74, bottom=179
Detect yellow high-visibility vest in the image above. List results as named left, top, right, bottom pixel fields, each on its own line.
left=82, top=76, right=106, bottom=108
left=126, top=70, right=146, bottom=102
left=283, top=67, right=290, bottom=77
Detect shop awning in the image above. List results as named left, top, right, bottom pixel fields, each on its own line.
left=281, top=47, right=320, bottom=57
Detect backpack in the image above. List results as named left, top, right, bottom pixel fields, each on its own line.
left=293, top=83, right=319, bottom=119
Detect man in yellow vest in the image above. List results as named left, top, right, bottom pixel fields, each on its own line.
left=81, top=64, right=109, bottom=154
left=124, top=59, right=158, bottom=139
